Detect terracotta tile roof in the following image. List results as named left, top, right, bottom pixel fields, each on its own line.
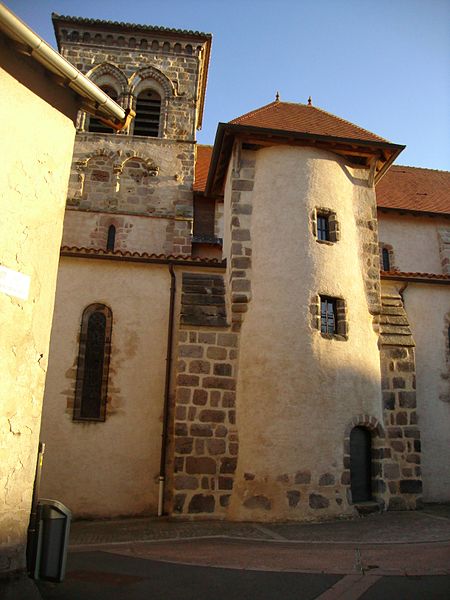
left=381, top=270, right=450, bottom=282
left=51, top=14, right=212, bottom=39
left=60, top=246, right=224, bottom=265
left=376, top=165, right=450, bottom=215
left=230, top=101, right=389, bottom=143
left=194, top=145, right=213, bottom=192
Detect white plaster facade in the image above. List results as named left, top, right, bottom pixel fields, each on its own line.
left=0, top=10, right=126, bottom=579
left=40, top=259, right=171, bottom=517
left=378, top=214, right=447, bottom=273
left=229, top=146, right=384, bottom=520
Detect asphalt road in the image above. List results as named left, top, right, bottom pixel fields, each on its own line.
left=36, top=550, right=450, bottom=600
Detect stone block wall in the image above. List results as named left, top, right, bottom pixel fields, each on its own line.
left=379, top=288, right=422, bottom=510
left=169, top=273, right=239, bottom=516
left=227, top=144, right=255, bottom=333
left=68, top=139, right=194, bottom=216
left=166, top=144, right=257, bottom=519
left=64, top=136, right=194, bottom=255
left=57, top=24, right=207, bottom=141
left=357, top=194, right=382, bottom=317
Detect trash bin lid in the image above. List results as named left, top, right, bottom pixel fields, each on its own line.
left=38, top=498, right=72, bottom=519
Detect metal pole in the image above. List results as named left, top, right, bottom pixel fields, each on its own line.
left=26, top=441, right=45, bottom=577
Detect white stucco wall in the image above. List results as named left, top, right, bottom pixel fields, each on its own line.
left=0, top=40, right=77, bottom=572
left=40, top=258, right=171, bottom=518
left=229, top=146, right=383, bottom=520
left=378, top=213, right=448, bottom=274
left=402, top=284, right=450, bottom=501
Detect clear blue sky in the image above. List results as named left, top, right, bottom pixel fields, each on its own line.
left=7, top=0, right=450, bottom=170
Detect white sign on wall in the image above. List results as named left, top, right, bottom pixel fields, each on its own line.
left=0, top=265, right=31, bottom=300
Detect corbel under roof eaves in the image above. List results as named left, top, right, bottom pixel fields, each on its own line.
left=206, top=123, right=405, bottom=197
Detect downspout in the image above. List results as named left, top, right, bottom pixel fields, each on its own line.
left=158, top=263, right=176, bottom=516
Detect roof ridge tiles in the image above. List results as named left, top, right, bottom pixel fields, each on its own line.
left=51, top=13, right=212, bottom=39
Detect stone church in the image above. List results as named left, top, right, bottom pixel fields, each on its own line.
left=39, top=14, right=450, bottom=521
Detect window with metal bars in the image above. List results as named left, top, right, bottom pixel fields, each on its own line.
left=320, top=296, right=337, bottom=334
left=133, top=89, right=161, bottom=137
left=88, top=85, right=118, bottom=134
left=313, top=209, right=340, bottom=243
left=73, top=304, right=112, bottom=421
left=317, top=214, right=330, bottom=241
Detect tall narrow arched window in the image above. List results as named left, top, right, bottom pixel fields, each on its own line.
left=106, top=225, right=116, bottom=252
left=350, top=426, right=372, bottom=503
left=133, top=89, right=161, bottom=137
left=382, top=247, right=391, bottom=271
left=88, top=85, right=118, bottom=133
left=73, top=304, right=112, bottom=421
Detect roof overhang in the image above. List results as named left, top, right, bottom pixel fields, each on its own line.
left=377, top=206, right=450, bottom=219
left=206, top=123, right=405, bottom=197
left=381, top=271, right=450, bottom=285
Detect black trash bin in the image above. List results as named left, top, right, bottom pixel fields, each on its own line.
left=32, top=499, right=72, bottom=582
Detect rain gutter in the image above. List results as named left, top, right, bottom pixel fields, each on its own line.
left=0, top=3, right=133, bottom=130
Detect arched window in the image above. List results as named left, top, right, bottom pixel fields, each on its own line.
left=88, top=85, right=118, bottom=133
left=73, top=304, right=112, bottom=421
left=133, top=89, right=161, bottom=137
left=106, top=225, right=116, bottom=252
left=350, top=426, right=372, bottom=502
left=382, top=247, right=390, bottom=271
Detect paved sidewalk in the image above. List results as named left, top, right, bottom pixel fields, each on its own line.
left=35, top=505, right=450, bottom=600
left=69, top=503, right=450, bottom=547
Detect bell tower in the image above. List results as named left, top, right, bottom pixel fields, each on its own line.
left=52, top=14, right=212, bottom=256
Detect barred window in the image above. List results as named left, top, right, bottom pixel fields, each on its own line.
left=73, top=304, right=112, bottom=421
left=311, top=294, right=348, bottom=340
left=317, top=214, right=329, bottom=241
left=313, top=209, right=340, bottom=243
left=320, top=296, right=337, bottom=334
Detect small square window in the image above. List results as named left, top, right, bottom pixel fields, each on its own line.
left=317, top=214, right=330, bottom=241
left=320, top=296, right=337, bottom=334
left=311, top=294, right=348, bottom=340
left=312, top=209, right=340, bottom=243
